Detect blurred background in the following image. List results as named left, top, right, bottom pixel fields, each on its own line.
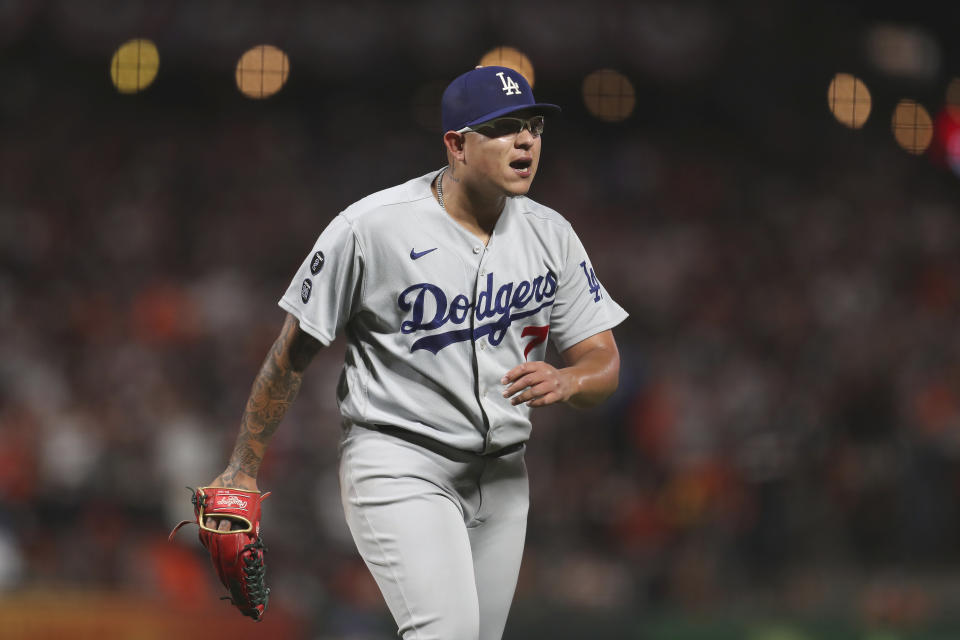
left=4, top=0, right=960, bottom=638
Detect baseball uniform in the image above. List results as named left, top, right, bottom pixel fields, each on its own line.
left=278, top=169, right=628, bottom=639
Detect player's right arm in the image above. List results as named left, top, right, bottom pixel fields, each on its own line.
left=205, top=312, right=322, bottom=529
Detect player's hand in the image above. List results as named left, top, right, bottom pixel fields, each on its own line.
left=501, top=361, right=576, bottom=408
left=204, top=472, right=259, bottom=531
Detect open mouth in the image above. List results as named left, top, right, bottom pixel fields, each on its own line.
left=510, top=159, right=533, bottom=174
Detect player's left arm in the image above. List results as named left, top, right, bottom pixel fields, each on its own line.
left=501, top=329, right=620, bottom=409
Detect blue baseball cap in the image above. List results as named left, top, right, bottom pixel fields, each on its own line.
left=441, top=65, right=561, bottom=133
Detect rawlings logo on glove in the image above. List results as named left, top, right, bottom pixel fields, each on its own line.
left=169, top=486, right=272, bottom=620
left=217, top=495, right=249, bottom=509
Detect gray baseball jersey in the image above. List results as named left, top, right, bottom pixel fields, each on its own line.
left=279, top=168, right=628, bottom=453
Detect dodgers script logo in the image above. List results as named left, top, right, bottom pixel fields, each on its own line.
left=398, top=270, right=557, bottom=354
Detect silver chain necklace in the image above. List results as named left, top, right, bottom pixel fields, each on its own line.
left=436, top=167, right=447, bottom=210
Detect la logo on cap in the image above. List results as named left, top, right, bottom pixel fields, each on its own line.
left=440, top=65, right=560, bottom=133
left=497, top=71, right=521, bottom=96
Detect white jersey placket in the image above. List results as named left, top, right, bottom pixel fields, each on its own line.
left=470, top=239, right=497, bottom=445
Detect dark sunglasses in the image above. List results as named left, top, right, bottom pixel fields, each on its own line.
left=457, top=114, right=545, bottom=138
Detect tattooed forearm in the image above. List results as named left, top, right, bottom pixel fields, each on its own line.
left=221, top=314, right=322, bottom=484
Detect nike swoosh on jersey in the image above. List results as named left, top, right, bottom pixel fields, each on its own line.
left=410, top=247, right=438, bottom=260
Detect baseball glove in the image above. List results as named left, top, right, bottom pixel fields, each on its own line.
left=169, top=486, right=272, bottom=620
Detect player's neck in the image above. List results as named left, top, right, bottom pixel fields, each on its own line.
left=447, top=196, right=502, bottom=243
left=436, top=171, right=503, bottom=244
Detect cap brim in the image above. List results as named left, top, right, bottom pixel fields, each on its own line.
left=460, top=103, right=561, bottom=130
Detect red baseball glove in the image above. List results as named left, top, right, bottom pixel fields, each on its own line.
left=169, top=486, right=272, bottom=620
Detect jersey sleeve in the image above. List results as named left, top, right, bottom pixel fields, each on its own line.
left=548, top=226, right=628, bottom=352
left=278, top=214, right=364, bottom=346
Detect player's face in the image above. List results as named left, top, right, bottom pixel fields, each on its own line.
left=461, top=112, right=543, bottom=197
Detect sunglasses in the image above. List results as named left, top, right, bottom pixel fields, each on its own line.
left=457, top=115, right=545, bottom=138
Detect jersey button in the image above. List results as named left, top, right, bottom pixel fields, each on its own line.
left=473, top=246, right=481, bottom=254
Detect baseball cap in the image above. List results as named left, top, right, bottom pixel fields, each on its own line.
left=441, top=66, right=561, bottom=133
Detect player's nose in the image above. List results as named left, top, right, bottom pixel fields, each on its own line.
left=514, top=128, right=535, bottom=149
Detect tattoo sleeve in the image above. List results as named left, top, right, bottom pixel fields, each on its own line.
left=221, top=314, right=322, bottom=485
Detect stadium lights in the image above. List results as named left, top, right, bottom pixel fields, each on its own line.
left=110, top=38, right=159, bottom=94
left=891, top=99, right=933, bottom=155
left=827, top=73, right=872, bottom=129
left=583, top=69, right=636, bottom=123
left=235, top=45, right=291, bottom=99
left=478, top=46, right=536, bottom=88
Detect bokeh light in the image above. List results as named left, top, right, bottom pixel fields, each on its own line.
left=891, top=99, right=933, bottom=154
left=235, top=44, right=290, bottom=99
left=827, top=72, right=871, bottom=129
left=935, top=80, right=960, bottom=178
left=931, top=106, right=960, bottom=176
left=946, top=77, right=960, bottom=111
left=478, top=46, right=534, bottom=87
left=109, top=38, right=159, bottom=94
left=582, top=69, right=636, bottom=123
left=946, top=125, right=960, bottom=176
left=864, top=24, right=940, bottom=81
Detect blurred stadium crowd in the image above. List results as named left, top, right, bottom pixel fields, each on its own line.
left=3, top=1, right=960, bottom=638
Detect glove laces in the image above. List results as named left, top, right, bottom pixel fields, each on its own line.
left=220, top=537, right=270, bottom=619
left=242, top=538, right=270, bottom=606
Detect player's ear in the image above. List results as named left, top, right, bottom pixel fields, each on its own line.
left=443, top=131, right=466, bottom=160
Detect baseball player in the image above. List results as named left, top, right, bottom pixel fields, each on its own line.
left=203, top=66, right=628, bottom=639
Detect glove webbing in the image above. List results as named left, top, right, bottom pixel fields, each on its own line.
left=221, top=538, right=270, bottom=619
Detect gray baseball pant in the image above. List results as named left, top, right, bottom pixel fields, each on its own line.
left=339, top=424, right=529, bottom=640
